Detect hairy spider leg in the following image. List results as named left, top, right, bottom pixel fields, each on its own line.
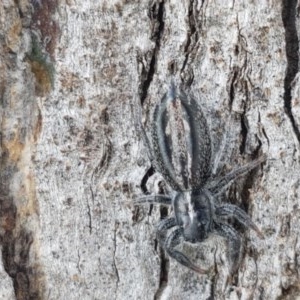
left=208, top=154, right=266, bottom=195
left=164, top=227, right=208, bottom=274
left=132, top=101, right=162, bottom=176
left=215, top=204, right=264, bottom=239
left=157, top=217, right=177, bottom=232
left=136, top=195, right=172, bottom=205
left=214, top=222, right=242, bottom=275
left=156, top=217, right=177, bottom=253
left=212, top=115, right=235, bottom=176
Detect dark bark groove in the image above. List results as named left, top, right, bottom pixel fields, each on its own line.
left=282, top=0, right=300, bottom=142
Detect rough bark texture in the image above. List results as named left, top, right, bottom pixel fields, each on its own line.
left=0, top=0, right=300, bottom=299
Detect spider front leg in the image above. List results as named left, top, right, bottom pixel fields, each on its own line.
left=214, top=222, right=242, bottom=275
left=215, top=204, right=264, bottom=238
left=163, top=227, right=208, bottom=274
left=135, top=194, right=172, bottom=205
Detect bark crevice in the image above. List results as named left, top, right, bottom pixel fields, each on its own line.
left=86, top=199, right=93, bottom=234
left=154, top=248, right=169, bottom=300
left=141, top=166, right=155, bottom=194
left=207, top=247, right=218, bottom=300
left=228, top=68, right=239, bottom=110
left=282, top=0, right=300, bottom=142
left=113, top=222, right=120, bottom=298
left=180, top=0, right=204, bottom=85
left=139, top=1, right=165, bottom=105
left=239, top=114, right=248, bottom=155
left=154, top=206, right=169, bottom=300
left=181, top=0, right=199, bottom=73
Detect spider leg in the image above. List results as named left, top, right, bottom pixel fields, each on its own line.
left=208, top=154, right=266, bottom=195
left=135, top=194, right=172, bottom=205
left=156, top=217, right=177, bottom=246
left=215, top=204, right=264, bottom=238
left=212, top=115, right=235, bottom=176
left=214, top=222, right=242, bottom=275
left=157, top=217, right=177, bottom=232
left=164, top=227, right=208, bottom=274
left=153, top=216, right=176, bottom=245
left=132, top=100, right=163, bottom=177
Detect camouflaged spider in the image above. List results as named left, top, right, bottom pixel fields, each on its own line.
left=136, top=83, right=265, bottom=274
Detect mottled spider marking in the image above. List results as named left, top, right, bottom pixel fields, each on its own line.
left=136, top=82, right=265, bottom=274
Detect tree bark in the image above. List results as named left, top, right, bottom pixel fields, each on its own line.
left=0, top=0, right=299, bottom=299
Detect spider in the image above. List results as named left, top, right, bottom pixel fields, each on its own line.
left=136, top=82, right=265, bottom=274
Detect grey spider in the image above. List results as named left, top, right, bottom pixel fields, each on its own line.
left=136, top=82, right=265, bottom=274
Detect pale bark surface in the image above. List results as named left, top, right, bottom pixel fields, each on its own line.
left=0, top=0, right=300, bottom=299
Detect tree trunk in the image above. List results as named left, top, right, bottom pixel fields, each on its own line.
left=0, top=0, right=299, bottom=299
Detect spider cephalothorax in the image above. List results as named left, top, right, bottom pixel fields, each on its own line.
left=136, top=83, right=265, bottom=274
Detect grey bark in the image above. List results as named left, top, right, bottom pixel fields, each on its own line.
left=0, top=0, right=300, bottom=299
